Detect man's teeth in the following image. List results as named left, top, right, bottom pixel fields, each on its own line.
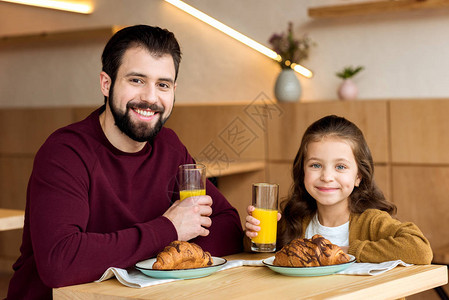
left=135, top=109, right=155, bottom=117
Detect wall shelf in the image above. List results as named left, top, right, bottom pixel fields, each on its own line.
left=0, top=25, right=123, bottom=43
left=203, top=160, right=265, bottom=178
left=0, top=208, right=24, bottom=231
left=308, top=0, right=449, bottom=19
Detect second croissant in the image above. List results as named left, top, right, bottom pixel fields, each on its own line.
left=273, top=234, right=351, bottom=267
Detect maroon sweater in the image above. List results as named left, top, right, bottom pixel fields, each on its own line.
left=7, top=107, right=243, bottom=299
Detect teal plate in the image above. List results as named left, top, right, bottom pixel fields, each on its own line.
left=263, top=255, right=355, bottom=277
left=135, top=257, right=227, bottom=279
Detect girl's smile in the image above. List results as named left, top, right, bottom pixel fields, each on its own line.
left=316, top=186, right=339, bottom=192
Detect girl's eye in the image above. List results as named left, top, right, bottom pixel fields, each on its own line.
left=310, top=163, right=321, bottom=169
left=336, top=164, right=347, bottom=170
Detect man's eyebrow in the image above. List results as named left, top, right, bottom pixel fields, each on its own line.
left=125, top=72, right=147, bottom=78
left=159, top=77, right=175, bottom=84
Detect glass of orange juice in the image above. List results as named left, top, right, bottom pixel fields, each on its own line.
left=178, top=164, right=206, bottom=201
left=251, top=183, right=279, bottom=252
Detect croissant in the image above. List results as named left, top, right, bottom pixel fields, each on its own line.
left=273, top=234, right=350, bottom=267
left=152, top=241, right=213, bottom=270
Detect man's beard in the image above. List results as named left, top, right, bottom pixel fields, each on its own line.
left=108, top=85, right=171, bottom=143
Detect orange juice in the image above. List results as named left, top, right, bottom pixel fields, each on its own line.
left=179, top=189, right=206, bottom=201
left=251, top=208, right=277, bottom=244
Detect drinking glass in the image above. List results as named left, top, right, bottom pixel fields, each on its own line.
left=178, top=164, right=206, bottom=201
left=251, top=183, right=279, bottom=252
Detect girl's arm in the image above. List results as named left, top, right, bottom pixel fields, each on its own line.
left=348, top=209, right=433, bottom=264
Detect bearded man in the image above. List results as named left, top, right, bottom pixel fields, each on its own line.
left=7, top=25, right=243, bottom=299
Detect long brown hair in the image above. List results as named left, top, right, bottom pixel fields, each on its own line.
left=277, top=115, right=396, bottom=248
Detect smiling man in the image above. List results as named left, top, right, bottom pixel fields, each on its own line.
left=100, top=46, right=175, bottom=150
left=7, top=25, right=243, bottom=299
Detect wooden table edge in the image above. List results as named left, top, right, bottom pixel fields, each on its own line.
left=325, top=264, right=448, bottom=300
left=53, top=263, right=448, bottom=300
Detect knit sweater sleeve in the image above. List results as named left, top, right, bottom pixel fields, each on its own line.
left=348, top=209, right=433, bottom=264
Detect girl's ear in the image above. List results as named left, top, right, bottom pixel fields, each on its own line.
left=355, top=174, right=362, bottom=187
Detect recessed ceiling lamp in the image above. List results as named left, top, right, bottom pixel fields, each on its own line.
left=0, top=0, right=93, bottom=14
left=165, top=0, right=313, bottom=78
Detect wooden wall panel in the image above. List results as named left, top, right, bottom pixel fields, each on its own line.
left=0, top=156, right=31, bottom=272
left=0, top=108, right=73, bottom=272
left=72, top=106, right=98, bottom=122
left=267, top=101, right=389, bottom=163
left=0, top=156, right=33, bottom=210
left=265, top=102, right=306, bottom=163
left=392, top=165, right=449, bottom=249
left=372, top=165, right=390, bottom=202
left=267, top=162, right=293, bottom=202
left=166, top=104, right=267, bottom=163
left=0, top=229, right=22, bottom=271
left=217, top=169, right=266, bottom=227
left=390, top=99, right=449, bottom=164
left=0, top=108, right=73, bottom=155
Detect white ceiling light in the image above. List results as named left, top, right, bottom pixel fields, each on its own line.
left=0, top=0, right=93, bottom=14
left=165, top=0, right=313, bottom=78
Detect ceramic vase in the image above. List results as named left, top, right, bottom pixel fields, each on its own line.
left=338, top=79, right=358, bottom=100
left=274, top=69, right=301, bottom=102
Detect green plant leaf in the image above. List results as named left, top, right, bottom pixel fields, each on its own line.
left=336, top=65, right=364, bottom=79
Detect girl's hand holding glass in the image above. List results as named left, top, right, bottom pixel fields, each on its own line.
left=245, top=205, right=281, bottom=239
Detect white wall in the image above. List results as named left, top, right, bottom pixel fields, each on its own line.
left=0, top=0, right=448, bottom=108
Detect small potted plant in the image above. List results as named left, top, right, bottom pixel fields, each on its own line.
left=336, top=66, right=364, bottom=100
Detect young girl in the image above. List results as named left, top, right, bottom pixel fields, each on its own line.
left=245, top=115, right=432, bottom=264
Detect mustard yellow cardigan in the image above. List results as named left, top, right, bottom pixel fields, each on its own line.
left=300, top=209, right=433, bottom=264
